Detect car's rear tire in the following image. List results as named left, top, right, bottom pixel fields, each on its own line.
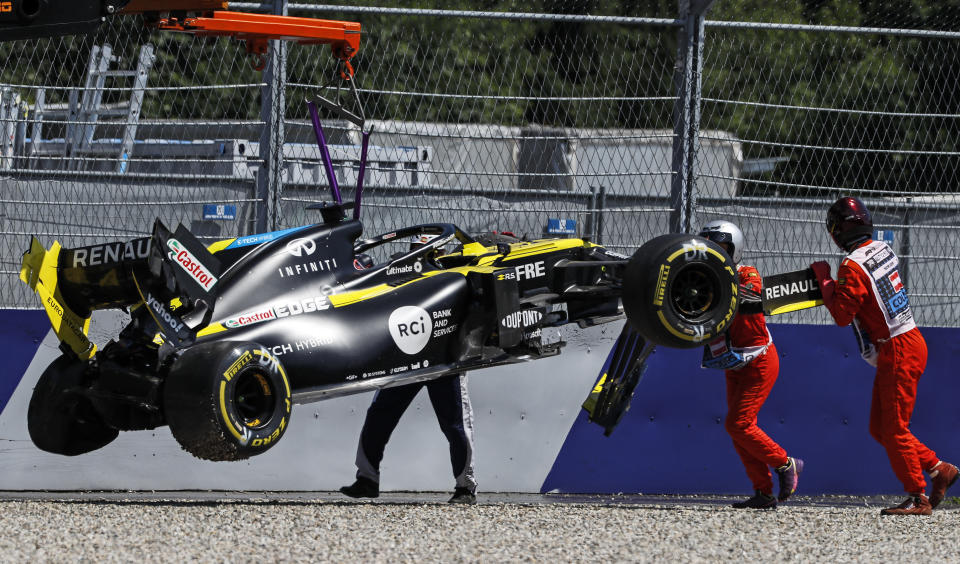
left=622, top=234, right=738, bottom=349
left=28, top=354, right=119, bottom=456
left=164, top=341, right=292, bottom=461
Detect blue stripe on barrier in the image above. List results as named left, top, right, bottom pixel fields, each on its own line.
left=0, top=310, right=52, bottom=416
left=542, top=324, right=960, bottom=495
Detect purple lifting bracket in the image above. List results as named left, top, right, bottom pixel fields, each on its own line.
left=307, top=100, right=342, bottom=205
left=354, top=128, right=371, bottom=219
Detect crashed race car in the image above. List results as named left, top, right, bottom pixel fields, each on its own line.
left=14, top=8, right=740, bottom=459
left=19, top=208, right=740, bottom=460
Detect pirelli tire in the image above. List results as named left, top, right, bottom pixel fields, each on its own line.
left=621, top=234, right=738, bottom=349
left=28, top=354, right=119, bottom=456
left=164, top=341, right=292, bottom=461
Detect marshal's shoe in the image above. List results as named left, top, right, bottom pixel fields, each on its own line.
left=929, top=461, right=959, bottom=509
left=731, top=490, right=777, bottom=510
left=880, top=493, right=932, bottom=516
left=776, top=457, right=804, bottom=502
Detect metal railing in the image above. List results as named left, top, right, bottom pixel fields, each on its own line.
left=1, top=0, right=959, bottom=327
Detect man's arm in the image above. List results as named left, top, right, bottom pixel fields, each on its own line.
left=811, top=259, right=867, bottom=327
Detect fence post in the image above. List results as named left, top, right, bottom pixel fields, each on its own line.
left=596, top=184, right=606, bottom=245
left=256, top=0, right=288, bottom=233
left=902, top=198, right=911, bottom=286
left=584, top=185, right=597, bottom=241
left=669, top=0, right=714, bottom=234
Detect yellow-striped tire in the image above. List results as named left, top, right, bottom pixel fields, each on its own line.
left=164, top=341, right=292, bottom=461
left=622, top=234, right=739, bottom=349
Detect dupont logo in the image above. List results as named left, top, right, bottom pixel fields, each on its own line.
left=167, top=239, right=218, bottom=290
left=500, top=309, right=543, bottom=330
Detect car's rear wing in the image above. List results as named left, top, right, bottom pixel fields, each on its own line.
left=20, top=237, right=99, bottom=359
left=20, top=221, right=222, bottom=358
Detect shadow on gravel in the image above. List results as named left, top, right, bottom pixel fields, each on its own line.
left=0, top=491, right=956, bottom=510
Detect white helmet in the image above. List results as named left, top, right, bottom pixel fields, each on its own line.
left=698, top=220, right=745, bottom=264
left=411, top=233, right=438, bottom=247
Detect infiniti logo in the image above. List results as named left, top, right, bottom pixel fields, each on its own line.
left=286, top=238, right=316, bottom=257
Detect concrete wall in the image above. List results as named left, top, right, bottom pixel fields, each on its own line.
left=1, top=310, right=957, bottom=495
left=0, top=310, right=607, bottom=492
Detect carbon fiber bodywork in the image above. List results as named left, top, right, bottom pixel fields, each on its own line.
left=20, top=207, right=738, bottom=457
left=22, top=208, right=621, bottom=427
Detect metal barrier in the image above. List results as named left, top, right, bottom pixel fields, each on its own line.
left=1, top=1, right=959, bottom=327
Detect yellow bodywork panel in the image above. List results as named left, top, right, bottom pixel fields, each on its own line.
left=767, top=299, right=824, bottom=316
left=206, top=238, right=237, bottom=254
left=19, top=237, right=97, bottom=359
left=581, top=372, right=607, bottom=416
left=457, top=241, right=492, bottom=257
left=329, top=264, right=507, bottom=308
left=479, top=238, right=588, bottom=264
left=193, top=236, right=596, bottom=335
left=197, top=322, right=227, bottom=337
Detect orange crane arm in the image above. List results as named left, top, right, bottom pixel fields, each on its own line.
left=153, top=10, right=361, bottom=61
left=3, top=2, right=361, bottom=68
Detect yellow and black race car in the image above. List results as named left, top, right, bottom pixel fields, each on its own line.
left=20, top=209, right=739, bottom=461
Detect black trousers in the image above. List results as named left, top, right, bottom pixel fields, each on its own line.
left=354, top=372, right=476, bottom=492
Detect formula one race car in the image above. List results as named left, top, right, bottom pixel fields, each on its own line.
left=19, top=207, right=740, bottom=460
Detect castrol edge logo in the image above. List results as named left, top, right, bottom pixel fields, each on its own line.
left=224, top=295, right=330, bottom=329
left=167, top=239, right=218, bottom=290
left=225, top=308, right=276, bottom=328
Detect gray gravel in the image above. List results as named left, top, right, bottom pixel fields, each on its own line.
left=0, top=493, right=958, bottom=562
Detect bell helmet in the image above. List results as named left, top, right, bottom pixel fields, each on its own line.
left=826, top=197, right=872, bottom=251
left=698, top=220, right=744, bottom=264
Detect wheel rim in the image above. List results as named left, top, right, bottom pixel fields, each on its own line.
left=233, top=369, right=275, bottom=429
left=670, top=265, right=717, bottom=320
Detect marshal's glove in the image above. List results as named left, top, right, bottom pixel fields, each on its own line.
left=810, top=260, right=836, bottom=306
left=737, top=283, right=763, bottom=314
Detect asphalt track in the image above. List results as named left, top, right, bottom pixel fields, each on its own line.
left=1, top=491, right=958, bottom=562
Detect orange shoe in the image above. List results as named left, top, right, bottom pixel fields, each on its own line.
left=880, top=493, right=932, bottom=516
left=929, top=461, right=959, bottom=509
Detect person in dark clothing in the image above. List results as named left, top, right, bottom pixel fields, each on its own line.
left=339, top=372, right=477, bottom=504
left=340, top=230, right=524, bottom=504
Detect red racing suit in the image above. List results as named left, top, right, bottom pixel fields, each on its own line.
left=819, top=239, right=937, bottom=494
left=705, top=265, right=788, bottom=494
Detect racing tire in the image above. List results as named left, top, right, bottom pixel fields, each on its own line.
left=164, top=341, right=292, bottom=461
left=621, top=233, right=738, bottom=349
left=28, top=354, right=119, bottom=456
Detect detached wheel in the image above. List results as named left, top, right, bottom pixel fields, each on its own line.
left=164, top=341, right=292, bottom=461
left=28, top=354, right=119, bottom=456
left=622, top=234, right=738, bottom=349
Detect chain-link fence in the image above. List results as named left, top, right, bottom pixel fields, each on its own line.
left=2, top=1, right=959, bottom=327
